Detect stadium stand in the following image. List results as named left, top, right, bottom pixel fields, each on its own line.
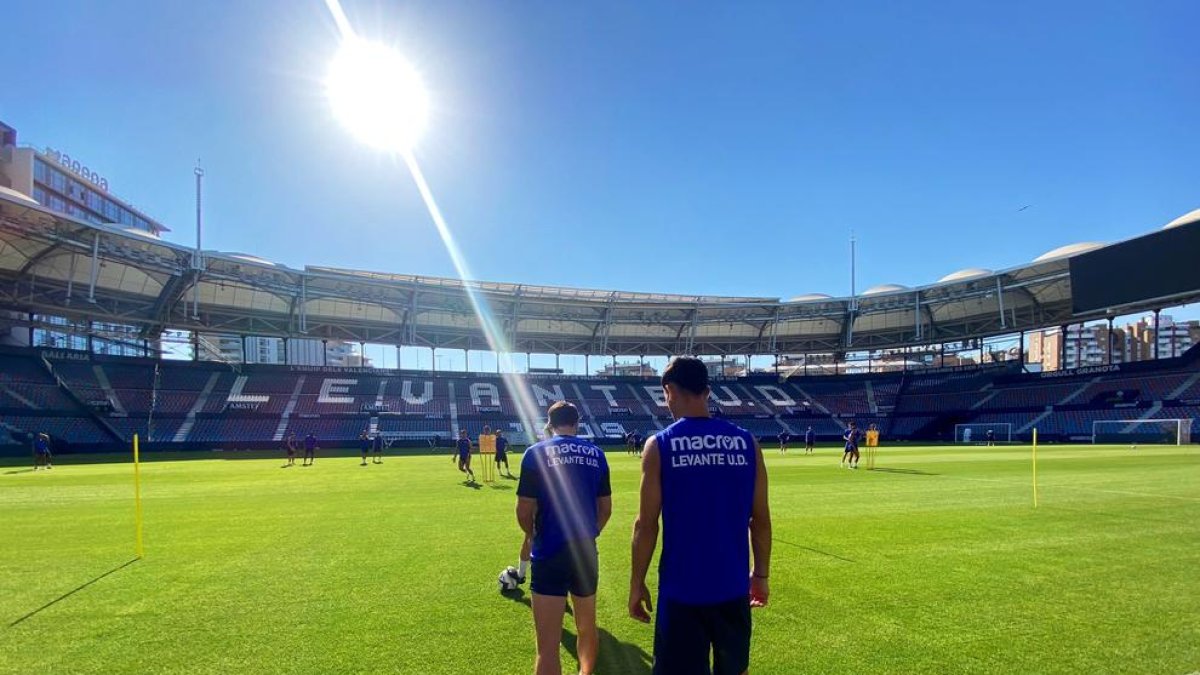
left=0, top=344, right=1196, bottom=451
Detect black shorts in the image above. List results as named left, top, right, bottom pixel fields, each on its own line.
left=530, top=540, right=599, bottom=598
left=495, top=450, right=507, bottom=463
left=653, top=596, right=751, bottom=675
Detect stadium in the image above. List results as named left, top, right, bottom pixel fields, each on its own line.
left=3, top=4, right=1200, bottom=675
left=0, top=188, right=1197, bottom=452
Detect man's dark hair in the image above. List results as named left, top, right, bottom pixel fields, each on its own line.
left=547, top=401, right=580, bottom=428
left=661, top=356, right=709, bottom=396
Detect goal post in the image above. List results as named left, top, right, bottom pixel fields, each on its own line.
left=954, top=423, right=1013, bottom=445
left=1092, top=419, right=1193, bottom=446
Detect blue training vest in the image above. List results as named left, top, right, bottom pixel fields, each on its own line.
left=655, top=417, right=757, bottom=605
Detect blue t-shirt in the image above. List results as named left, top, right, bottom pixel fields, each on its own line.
left=496, top=435, right=508, bottom=453
left=457, top=438, right=471, bottom=456
left=655, top=417, right=757, bottom=605
left=805, top=429, right=815, bottom=443
left=843, top=428, right=859, bottom=449
left=517, top=435, right=611, bottom=559
left=34, top=437, right=48, bottom=453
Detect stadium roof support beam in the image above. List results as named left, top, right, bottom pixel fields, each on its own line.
left=996, top=276, right=1007, bottom=329
left=508, top=286, right=523, bottom=348
left=403, top=289, right=419, bottom=345
left=764, top=308, right=781, bottom=354
left=87, top=232, right=100, bottom=303
left=684, top=305, right=699, bottom=355
left=141, top=270, right=194, bottom=339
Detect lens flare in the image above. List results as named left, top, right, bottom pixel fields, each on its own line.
left=325, top=0, right=546, bottom=441
left=401, top=152, right=546, bottom=442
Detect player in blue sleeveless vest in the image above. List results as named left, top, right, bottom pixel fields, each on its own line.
left=517, top=402, right=612, bottom=675
left=630, top=357, right=772, bottom=675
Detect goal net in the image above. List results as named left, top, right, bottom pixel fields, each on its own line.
left=954, top=423, right=1012, bottom=444
left=1092, top=419, right=1193, bottom=445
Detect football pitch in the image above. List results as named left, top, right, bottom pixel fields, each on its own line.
left=2, top=443, right=1197, bottom=674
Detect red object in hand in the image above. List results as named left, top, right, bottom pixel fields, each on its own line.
left=749, top=575, right=769, bottom=608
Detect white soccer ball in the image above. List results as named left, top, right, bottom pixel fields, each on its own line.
left=498, top=567, right=519, bottom=593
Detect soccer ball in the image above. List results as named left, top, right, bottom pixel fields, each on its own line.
left=498, top=566, right=520, bottom=593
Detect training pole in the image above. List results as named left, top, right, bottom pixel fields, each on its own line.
left=133, top=434, right=145, bottom=558
left=1031, top=428, right=1038, bottom=509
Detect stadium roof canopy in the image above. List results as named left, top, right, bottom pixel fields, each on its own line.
left=1, top=191, right=1197, bottom=356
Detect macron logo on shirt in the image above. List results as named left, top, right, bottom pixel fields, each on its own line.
left=666, top=434, right=751, bottom=468
left=543, top=441, right=601, bottom=468
left=668, top=435, right=748, bottom=452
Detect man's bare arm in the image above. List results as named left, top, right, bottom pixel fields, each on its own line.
left=597, top=495, right=612, bottom=533
left=629, top=438, right=662, bottom=622
left=749, top=441, right=772, bottom=606
left=516, top=496, right=537, bottom=538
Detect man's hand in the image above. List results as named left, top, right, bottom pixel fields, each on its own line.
left=750, top=575, right=769, bottom=608
left=629, top=582, right=653, bottom=623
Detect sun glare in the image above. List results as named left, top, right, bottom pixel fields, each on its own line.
left=326, top=38, right=429, bottom=152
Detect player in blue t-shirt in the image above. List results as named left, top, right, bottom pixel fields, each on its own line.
left=630, top=357, right=771, bottom=675
left=804, top=425, right=816, bottom=454
left=842, top=421, right=860, bottom=469
left=778, top=431, right=791, bottom=453
left=454, top=429, right=475, bottom=483
left=516, top=401, right=612, bottom=675
left=494, top=429, right=512, bottom=478
left=33, top=432, right=52, bottom=471
left=283, top=431, right=297, bottom=467
left=359, top=431, right=370, bottom=467
left=372, top=433, right=384, bottom=464
left=302, top=433, right=318, bottom=467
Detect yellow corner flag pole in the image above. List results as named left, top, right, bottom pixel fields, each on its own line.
left=133, top=434, right=144, bottom=558
left=1031, top=427, right=1039, bottom=509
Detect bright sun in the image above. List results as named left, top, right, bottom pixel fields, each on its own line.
left=326, top=38, right=429, bottom=152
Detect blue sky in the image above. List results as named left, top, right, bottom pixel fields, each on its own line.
left=3, top=1, right=1199, bottom=371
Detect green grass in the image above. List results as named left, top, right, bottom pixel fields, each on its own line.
left=2, top=444, right=1198, bottom=674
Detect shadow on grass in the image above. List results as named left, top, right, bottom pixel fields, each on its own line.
left=500, top=590, right=653, bottom=672
left=461, top=480, right=482, bottom=490
left=10, top=557, right=140, bottom=627
left=775, top=537, right=856, bottom=563
left=501, top=587, right=572, bottom=615
left=562, top=626, right=652, bottom=674
left=870, top=467, right=939, bottom=476
left=3, top=468, right=35, bottom=475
